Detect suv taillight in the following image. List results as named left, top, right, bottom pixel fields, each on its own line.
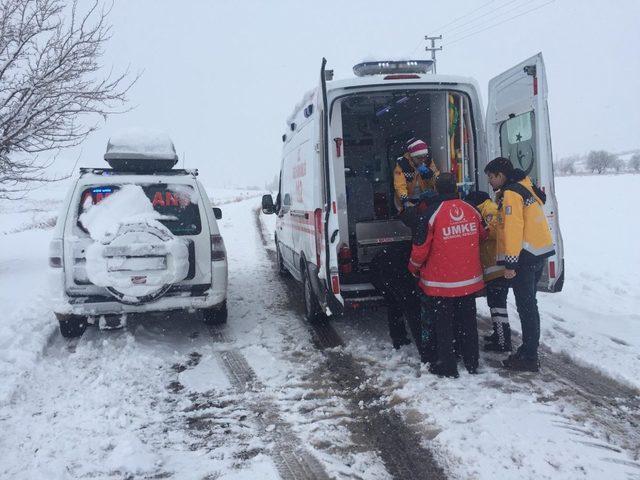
left=210, top=234, right=226, bottom=261
left=338, top=244, right=352, bottom=274
left=49, top=239, right=63, bottom=268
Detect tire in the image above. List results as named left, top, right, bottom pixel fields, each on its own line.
left=275, top=241, right=288, bottom=276
left=203, top=301, right=228, bottom=325
left=302, top=265, right=323, bottom=323
left=56, top=313, right=88, bottom=338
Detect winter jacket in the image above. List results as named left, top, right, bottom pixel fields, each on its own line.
left=477, top=198, right=505, bottom=282
left=408, top=194, right=487, bottom=297
left=496, top=169, right=555, bottom=270
left=393, top=154, right=439, bottom=212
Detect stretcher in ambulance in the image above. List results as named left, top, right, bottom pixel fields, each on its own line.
left=262, top=55, right=564, bottom=320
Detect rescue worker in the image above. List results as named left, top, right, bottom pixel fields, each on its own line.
left=393, top=138, right=439, bottom=213
left=408, top=173, right=487, bottom=378
left=465, top=191, right=512, bottom=352
left=484, top=157, right=555, bottom=372
left=370, top=243, right=423, bottom=354
left=369, top=192, right=438, bottom=362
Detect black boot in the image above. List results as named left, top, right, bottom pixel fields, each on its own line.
left=392, top=336, right=411, bottom=350
left=428, top=362, right=459, bottom=378
left=485, top=323, right=512, bottom=352
left=483, top=322, right=499, bottom=343
left=502, top=353, right=539, bottom=372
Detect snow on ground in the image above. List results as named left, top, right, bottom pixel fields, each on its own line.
left=0, top=189, right=386, bottom=479
left=259, top=173, right=640, bottom=479
left=261, top=174, right=640, bottom=389
left=0, top=182, right=258, bottom=408
left=532, top=174, right=640, bottom=388
left=0, top=175, right=638, bottom=479
left=208, top=188, right=263, bottom=206
left=0, top=180, right=72, bottom=404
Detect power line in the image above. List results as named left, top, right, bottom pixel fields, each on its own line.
left=431, top=0, right=498, bottom=33
left=443, top=0, right=529, bottom=37
left=444, top=0, right=556, bottom=47
left=408, top=0, right=539, bottom=58
left=407, top=0, right=497, bottom=56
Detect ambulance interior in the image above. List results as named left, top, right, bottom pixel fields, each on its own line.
left=338, top=89, right=476, bottom=275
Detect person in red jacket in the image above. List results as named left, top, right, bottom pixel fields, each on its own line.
left=408, top=173, right=487, bottom=378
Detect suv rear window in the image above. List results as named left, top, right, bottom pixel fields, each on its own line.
left=78, top=184, right=202, bottom=235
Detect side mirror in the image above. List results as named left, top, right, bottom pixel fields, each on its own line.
left=261, top=194, right=275, bottom=215
left=212, top=207, right=222, bottom=219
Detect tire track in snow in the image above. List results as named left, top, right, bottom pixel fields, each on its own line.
left=254, top=207, right=448, bottom=480
left=214, top=345, right=331, bottom=480
left=477, top=315, right=640, bottom=462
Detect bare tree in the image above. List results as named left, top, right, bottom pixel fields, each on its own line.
left=556, top=155, right=579, bottom=175
left=629, top=154, right=640, bottom=173
left=586, top=150, right=617, bottom=174
left=0, top=0, right=137, bottom=198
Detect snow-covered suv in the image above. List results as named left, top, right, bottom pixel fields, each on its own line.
left=49, top=130, right=228, bottom=337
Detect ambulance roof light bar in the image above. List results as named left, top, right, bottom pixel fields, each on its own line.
left=353, top=60, right=434, bottom=77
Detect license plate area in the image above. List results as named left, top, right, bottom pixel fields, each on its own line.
left=107, top=256, right=167, bottom=272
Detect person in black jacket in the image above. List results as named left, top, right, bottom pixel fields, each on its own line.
left=368, top=198, right=436, bottom=362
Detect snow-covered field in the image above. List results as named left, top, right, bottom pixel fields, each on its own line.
left=0, top=174, right=638, bottom=479
left=537, top=175, right=640, bottom=388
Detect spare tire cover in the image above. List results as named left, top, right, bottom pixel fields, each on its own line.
left=85, top=221, right=190, bottom=305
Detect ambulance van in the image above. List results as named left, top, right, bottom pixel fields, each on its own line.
left=262, top=54, right=564, bottom=321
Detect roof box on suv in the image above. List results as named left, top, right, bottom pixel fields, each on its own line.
left=104, top=128, right=179, bottom=172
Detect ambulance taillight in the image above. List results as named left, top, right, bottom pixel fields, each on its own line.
left=338, top=244, right=352, bottom=274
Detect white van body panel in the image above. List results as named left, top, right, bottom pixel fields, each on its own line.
left=487, top=53, right=565, bottom=291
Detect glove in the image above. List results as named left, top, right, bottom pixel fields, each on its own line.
left=417, top=164, right=434, bottom=180
left=402, top=199, right=415, bottom=209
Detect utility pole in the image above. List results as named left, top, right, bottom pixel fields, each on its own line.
left=424, top=35, right=443, bottom=73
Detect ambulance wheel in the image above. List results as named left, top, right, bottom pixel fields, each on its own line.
left=56, top=313, right=87, bottom=338
left=275, top=241, right=287, bottom=276
left=203, top=301, right=228, bottom=325
left=302, top=265, right=323, bottom=323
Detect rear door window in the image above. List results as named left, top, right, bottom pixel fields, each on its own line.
left=78, top=184, right=202, bottom=235
left=499, top=112, right=538, bottom=184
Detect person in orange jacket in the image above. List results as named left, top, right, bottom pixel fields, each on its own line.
left=465, top=191, right=511, bottom=352
left=485, top=157, right=555, bottom=372
left=393, top=138, right=439, bottom=213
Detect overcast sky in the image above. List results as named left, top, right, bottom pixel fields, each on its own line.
left=56, top=0, right=640, bottom=188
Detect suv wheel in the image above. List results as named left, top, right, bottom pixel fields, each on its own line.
left=203, top=301, right=228, bottom=325
left=56, top=313, right=88, bottom=338
left=302, top=266, right=323, bottom=323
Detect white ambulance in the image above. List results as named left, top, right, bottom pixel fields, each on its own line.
left=262, top=54, right=564, bottom=321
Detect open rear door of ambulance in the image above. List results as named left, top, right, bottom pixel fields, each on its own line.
left=486, top=53, right=564, bottom=292
left=319, top=58, right=345, bottom=313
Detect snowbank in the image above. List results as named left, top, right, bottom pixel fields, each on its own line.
left=533, top=174, right=640, bottom=387
left=0, top=213, right=58, bottom=405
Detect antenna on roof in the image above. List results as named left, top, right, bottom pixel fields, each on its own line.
left=424, top=35, right=443, bottom=73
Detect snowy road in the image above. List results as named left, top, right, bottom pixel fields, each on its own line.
left=1, top=181, right=640, bottom=479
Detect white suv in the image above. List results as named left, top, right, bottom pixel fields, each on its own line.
left=49, top=131, right=228, bottom=337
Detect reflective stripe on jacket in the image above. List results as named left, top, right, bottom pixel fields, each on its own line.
left=393, top=154, right=438, bottom=212
left=496, top=171, right=555, bottom=270
left=408, top=195, right=487, bottom=297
